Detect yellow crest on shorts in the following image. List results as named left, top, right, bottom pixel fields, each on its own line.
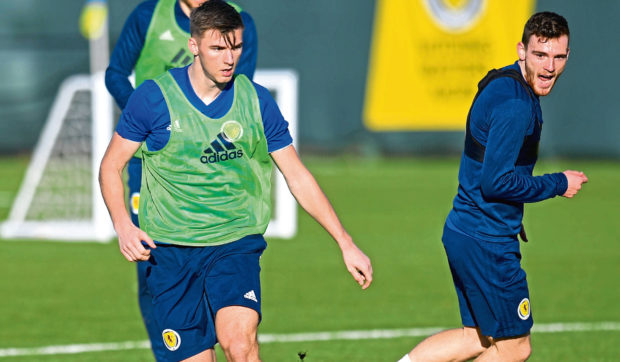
left=162, top=329, right=181, bottom=351
left=518, top=298, right=531, bottom=320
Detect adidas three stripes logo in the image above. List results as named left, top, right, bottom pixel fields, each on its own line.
left=200, top=132, right=244, bottom=164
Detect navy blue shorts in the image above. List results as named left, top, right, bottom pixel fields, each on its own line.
left=442, top=224, right=533, bottom=339
left=127, top=158, right=163, bottom=358
left=142, top=235, right=266, bottom=361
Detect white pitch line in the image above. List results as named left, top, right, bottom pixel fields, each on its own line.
left=1, top=322, right=619, bottom=358
left=0, top=340, right=151, bottom=358
left=531, top=321, right=620, bottom=333
left=257, top=327, right=445, bottom=343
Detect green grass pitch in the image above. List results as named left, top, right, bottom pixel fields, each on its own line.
left=0, top=155, right=619, bottom=361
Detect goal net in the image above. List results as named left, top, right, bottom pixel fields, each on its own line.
left=1, top=72, right=113, bottom=241
left=1, top=69, right=298, bottom=242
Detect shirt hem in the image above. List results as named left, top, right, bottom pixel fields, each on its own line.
left=148, top=228, right=268, bottom=247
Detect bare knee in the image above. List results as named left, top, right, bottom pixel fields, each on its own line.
left=509, top=334, right=531, bottom=362
left=514, top=339, right=531, bottom=361
left=408, top=327, right=491, bottom=361
left=463, top=327, right=492, bottom=357
left=486, top=334, right=531, bottom=362
left=216, top=306, right=260, bottom=362
left=500, top=341, right=531, bottom=362
left=218, top=335, right=258, bottom=362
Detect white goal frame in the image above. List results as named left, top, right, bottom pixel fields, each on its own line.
left=257, top=70, right=299, bottom=239
left=1, top=72, right=114, bottom=241
left=1, top=69, right=299, bottom=242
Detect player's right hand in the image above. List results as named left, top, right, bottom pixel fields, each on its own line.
left=341, top=242, right=373, bottom=290
left=116, top=221, right=156, bottom=262
left=562, top=170, right=588, bottom=198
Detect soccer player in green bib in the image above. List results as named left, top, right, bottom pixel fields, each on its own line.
left=105, top=0, right=256, bottom=359
left=100, top=1, right=373, bottom=361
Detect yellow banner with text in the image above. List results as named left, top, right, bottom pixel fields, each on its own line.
left=364, top=0, right=535, bottom=131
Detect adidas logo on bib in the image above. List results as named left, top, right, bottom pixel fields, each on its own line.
left=200, top=121, right=244, bottom=164
left=244, top=290, right=258, bottom=302
left=159, top=30, right=174, bottom=41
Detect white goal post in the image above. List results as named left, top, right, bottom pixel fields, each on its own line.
left=0, top=72, right=113, bottom=241
left=256, top=70, right=299, bottom=239
left=1, top=69, right=298, bottom=242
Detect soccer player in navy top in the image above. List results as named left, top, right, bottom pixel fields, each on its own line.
left=100, top=2, right=373, bottom=361
left=398, top=12, right=587, bottom=362
left=104, top=1, right=257, bottom=358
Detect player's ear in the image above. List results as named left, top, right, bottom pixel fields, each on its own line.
left=188, top=37, right=199, bottom=56
left=517, top=41, right=526, bottom=61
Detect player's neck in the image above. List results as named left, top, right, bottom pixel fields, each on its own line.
left=517, top=60, right=527, bottom=81
left=178, top=1, right=192, bottom=18
left=188, top=62, right=226, bottom=106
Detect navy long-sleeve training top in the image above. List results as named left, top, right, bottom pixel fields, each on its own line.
left=446, top=61, right=568, bottom=242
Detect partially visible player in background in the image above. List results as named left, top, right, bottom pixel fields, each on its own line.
left=104, top=0, right=257, bottom=359
left=398, top=11, right=587, bottom=362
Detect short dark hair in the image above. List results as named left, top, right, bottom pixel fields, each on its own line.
left=522, top=12, right=569, bottom=48
left=190, top=0, right=244, bottom=38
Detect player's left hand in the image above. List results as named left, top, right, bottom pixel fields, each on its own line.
left=341, top=243, right=373, bottom=289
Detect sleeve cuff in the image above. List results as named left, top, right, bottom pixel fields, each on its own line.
left=554, top=172, right=568, bottom=196
left=268, top=141, right=293, bottom=154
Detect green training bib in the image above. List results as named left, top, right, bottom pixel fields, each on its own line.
left=140, top=73, right=272, bottom=246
